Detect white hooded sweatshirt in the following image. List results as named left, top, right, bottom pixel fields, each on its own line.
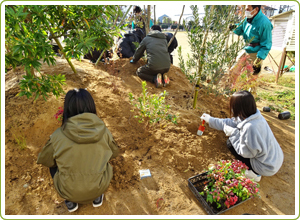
left=209, top=109, right=284, bottom=176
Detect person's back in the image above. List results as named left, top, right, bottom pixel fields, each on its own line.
left=130, top=25, right=171, bottom=88
left=47, top=113, right=117, bottom=203
left=37, top=89, right=119, bottom=212
left=133, top=30, right=170, bottom=70
left=117, top=31, right=140, bottom=58
left=164, top=32, right=178, bottom=64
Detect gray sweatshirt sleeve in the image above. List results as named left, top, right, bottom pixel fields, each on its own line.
left=209, top=117, right=238, bottom=130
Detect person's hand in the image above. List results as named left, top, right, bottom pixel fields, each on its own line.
left=228, top=24, right=237, bottom=31
left=224, top=124, right=235, bottom=136
left=253, top=57, right=262, bottom=75
left=130, top=60, right=135, bottom=64
left=200, top=113, right=211, bottom=123
left=253, top=57, right=262, bottom=67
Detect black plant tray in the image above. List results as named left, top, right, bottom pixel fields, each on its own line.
left=188, top=172, right=250, bottom=215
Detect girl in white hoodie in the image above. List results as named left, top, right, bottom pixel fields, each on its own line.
left=201, top=91, right=284, bottom=182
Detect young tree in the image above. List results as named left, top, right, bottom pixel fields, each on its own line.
left=178, top=5, right=244, bottom=108
left=5, top=5, right=123, bottom=100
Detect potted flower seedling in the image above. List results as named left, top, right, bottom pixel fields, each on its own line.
left=188, top=159, right=260, bottom=214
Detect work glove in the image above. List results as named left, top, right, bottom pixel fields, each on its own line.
left=223, top=124, right=235, bottom=136
left=130, top=59, right=135, bottom=64
left=228, top=24, right=237, bottom=31
left=200, top=113, right=211, bottom=124
left=253, top=57, right=262, bottom=75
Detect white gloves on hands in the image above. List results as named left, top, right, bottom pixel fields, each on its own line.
left=224, top=124, right=235, bottom=136
left=200, top=113, right=211, bottom=123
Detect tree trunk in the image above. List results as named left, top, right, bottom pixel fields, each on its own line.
left=193, top=5, right=215, bottom=109
left=95, top=6, right=132, bottom=66
left=154, top=5, right=156, bottom=25
left=168, top=5, right=184, bottom=47
left=53, top=35, right=77, bottom=74
left=145, top=5, right=151, bottom=35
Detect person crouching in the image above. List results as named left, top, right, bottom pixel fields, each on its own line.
left=130, top=25, right=171, bottom=88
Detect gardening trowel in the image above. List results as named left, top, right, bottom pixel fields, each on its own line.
left=197, top=120, right=206, bottom=136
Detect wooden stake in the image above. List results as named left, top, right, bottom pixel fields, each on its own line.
left=275, top=47, right=286, bottom=83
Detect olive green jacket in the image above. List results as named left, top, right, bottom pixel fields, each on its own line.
left=132, top=30, right=171, bottom=70
left=37, top=113, right=119, bottom=204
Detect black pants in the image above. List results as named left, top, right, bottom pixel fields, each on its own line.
left=136, top=65, right=169, bottom=83
left=226, top=139, right=259, bottom=174
left=49, top=166, right=58, bottom=178
left=170, top=54, right=173, bottom=64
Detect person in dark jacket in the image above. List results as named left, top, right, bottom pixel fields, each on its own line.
left=130, top=25, right=171, bottom=88
left=117, top=30, right=141, bottom=58
left=165, top=32, right=178, bottom=64
left=84, top=49, right=112, bottom=63
left=37, top=89, right=119, bottom=212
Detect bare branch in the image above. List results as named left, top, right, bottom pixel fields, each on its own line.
left=168, top=5, right=185, bottom=47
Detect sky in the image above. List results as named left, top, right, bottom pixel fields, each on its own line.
left=128, top=2, right=296, bottom=21
left=138, top=4, right=205, bottom=21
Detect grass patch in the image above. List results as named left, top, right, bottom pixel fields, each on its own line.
left=257, top=89, right=295, bottom=120
left=260, top=75, right=295, bottom=88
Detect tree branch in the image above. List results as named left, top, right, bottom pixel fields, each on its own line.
left=168, top=5, right=185, bottom=47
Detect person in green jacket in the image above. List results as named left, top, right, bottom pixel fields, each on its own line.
left=130, top=25, right=171, bottom=88
left=37, top=88, right=119, bottom=212
left=229, top=5, right=273, bottom=75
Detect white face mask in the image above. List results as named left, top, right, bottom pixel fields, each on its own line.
left=245, top=9, right=256, bottom=19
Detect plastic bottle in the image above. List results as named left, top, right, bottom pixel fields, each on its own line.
left=278, top=111, right=291, bottom=120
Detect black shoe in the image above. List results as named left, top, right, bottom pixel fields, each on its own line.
left=155, top=73, right=163, bottom=88
left=65, top=200, right=78, bottom=212
left=93, top=194, right=104, bottom=207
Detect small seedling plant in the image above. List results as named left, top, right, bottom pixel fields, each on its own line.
left=129, top=81, right=178, bottom=126
left=12, top=129, right=27, bottom=150
left=200, top=160, right=260, bottom=209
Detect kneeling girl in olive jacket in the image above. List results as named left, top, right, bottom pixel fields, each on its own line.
left=37, top=88, right=119, bottom=212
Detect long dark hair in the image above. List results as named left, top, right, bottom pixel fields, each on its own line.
left=62, top=88, right=96, bottom=126
left=230, top=91, right=257, bottom=119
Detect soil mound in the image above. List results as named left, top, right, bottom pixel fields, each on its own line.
left=5, top=57, right=295, bottom=215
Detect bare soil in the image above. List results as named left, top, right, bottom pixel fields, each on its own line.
left=5, top=56, right=295, bottom=215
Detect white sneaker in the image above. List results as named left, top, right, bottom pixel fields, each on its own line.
left=245, top=170, right=261, bottom=182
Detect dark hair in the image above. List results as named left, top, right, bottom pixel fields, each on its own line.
left=251, top=5, right=261, bottom=11
left=62, top=88, right=96, bottom=125
left=229, top=91, right=257, bottom=119
left=133, top=6, right=142, bottom=14
left=151, top=25, right=162, bottom=32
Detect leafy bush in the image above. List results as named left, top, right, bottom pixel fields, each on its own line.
left=5, top=5, right=124, bottom=100
left=200, top=160, right=260, bottom=209
left=228, top=54, right=260, bottom=93
left=128, top=81, right=178, bottom=126
left=178, top=5, right=245, bottom=108
left=18, top=73, right=66, bottom=100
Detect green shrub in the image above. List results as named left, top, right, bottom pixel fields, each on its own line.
left=129, top=81, right=178, bottom=126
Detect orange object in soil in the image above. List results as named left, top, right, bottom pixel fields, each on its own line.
left=197, top=120, right=206, bottom=136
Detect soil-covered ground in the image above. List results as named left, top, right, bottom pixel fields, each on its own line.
left=5, top=56, right=295, bottom=215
